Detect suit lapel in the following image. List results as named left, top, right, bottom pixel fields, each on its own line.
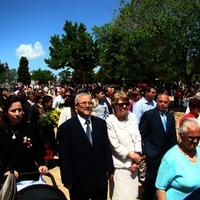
left=91, top=116, right=98, bottom=147
left=74, top=116, right=92, bottom=146
left=153, top=108, right=166, bottom=132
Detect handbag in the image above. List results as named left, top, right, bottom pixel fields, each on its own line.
left=0, top=171, right=16, bottom=200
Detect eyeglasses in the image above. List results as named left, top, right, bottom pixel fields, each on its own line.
left=116, top=102, right=130, bottom=107
left=181, top=133, right=200, bottom=141
left=77, top=102, right=93, bottom=107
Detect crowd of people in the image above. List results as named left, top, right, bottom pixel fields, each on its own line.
left=0, top=82, right=200, bottom=200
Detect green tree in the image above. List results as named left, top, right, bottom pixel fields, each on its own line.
left=93, top=18, right=153, bottom=86
left=93, top=23, right=126, bottom=84
left=0, top=65, right=17, bottom=84
left=17, top=57, right=31, bottom=85
left=71, top=69, right=95, bottom=85
left=9, top=69, right=18, bottom=84
left=58, top=70, right=72, bottom=85
left=0, top=61, right=5, bottom=76
left=45, top=20, right=99, bottom=84
left=94, top=0, right=200, bottom=86
left=31, top=68, right=56, bottom=85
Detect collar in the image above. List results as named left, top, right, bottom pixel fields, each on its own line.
left=141, top=97, right=155, bottom=105
left=77, top=114, right=92, bottom=126
left=159, top=110, right=168, bottom=115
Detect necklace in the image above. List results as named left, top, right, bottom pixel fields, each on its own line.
left=10, top=128, right=19, bottom=139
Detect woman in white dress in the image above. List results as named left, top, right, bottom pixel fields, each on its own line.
left=106, top=91, right=145, bottom=200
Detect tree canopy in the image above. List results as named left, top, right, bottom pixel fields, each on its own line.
left=93, top=0, right=200, bottom=87
left=0, top=66, right=17, bottom=84
left=17, top=57, right=31, bottom=85
left=0, top=61, right=10, bottom=84
left=45, top=20, right=99, bottom=84
left=57, top=70, right=72, bottom=85
left=31, top=68, right=56, bottom=85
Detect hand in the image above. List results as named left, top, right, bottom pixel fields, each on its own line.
left=128, top=152, right=141, bottom=163
left=64, top=183, right=72, bottom=190
left=4, top=170, right=19, bottom=179
left=136, top=154, right=146, bottom=164
left=141, top=155, right=146, bottom=161
left=107, top=173, right=114, bottom=180
left=38, top=165, right=48, bottom=175
left=128, top=152, right=146, bottom=164
left=130, top=163, right=138, bottom=172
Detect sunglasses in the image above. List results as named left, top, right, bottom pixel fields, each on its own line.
left=116, top=102, right=130, bottom=107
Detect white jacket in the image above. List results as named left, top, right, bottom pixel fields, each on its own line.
left=106, top=113, right=142, bottom=169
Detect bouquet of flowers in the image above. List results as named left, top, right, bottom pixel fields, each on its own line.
left=39, top=108, right=61, bottom=127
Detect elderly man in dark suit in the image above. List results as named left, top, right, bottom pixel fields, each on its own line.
left=139, top=92, right=177, bottom=200
left=58, top=93, right=114, bottom=200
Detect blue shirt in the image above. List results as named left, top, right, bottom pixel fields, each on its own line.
left=91, top=99, right=109, bottom=120
left=132, top=97, right=157, bottom=124
left=156, top=145, right=200, bottom=200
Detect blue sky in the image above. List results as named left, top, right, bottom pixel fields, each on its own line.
left=0, top=0, right=121, bottom=75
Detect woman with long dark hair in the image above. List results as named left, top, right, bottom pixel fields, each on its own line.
left=0, top=95, right=48, bottom=189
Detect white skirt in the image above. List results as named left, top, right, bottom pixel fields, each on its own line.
left=110, top=168, right=138, bottom=200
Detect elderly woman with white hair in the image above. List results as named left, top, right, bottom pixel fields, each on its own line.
left=156, top=118, right=200, bottom=200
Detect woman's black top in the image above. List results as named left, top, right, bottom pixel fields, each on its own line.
left=0, top=122, right=45, bottom=182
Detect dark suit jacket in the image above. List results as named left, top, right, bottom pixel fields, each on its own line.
left=58, top=115, right=114, bottom=192
left=139, top=107, right=177, bottom=180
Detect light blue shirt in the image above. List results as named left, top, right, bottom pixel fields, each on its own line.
left=156, top=145, right=200, bottom=200
left=132, top=97, right=157, bottom=124
left=91, top=99, right=109, bottom=120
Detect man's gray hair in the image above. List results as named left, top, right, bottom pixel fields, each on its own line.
left=74, top=93, right=90, bottom=105
left=179, top=118, right=200, bottom=135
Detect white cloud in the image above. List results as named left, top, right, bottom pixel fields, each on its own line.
left=16, top=42, right=45, bottom=60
